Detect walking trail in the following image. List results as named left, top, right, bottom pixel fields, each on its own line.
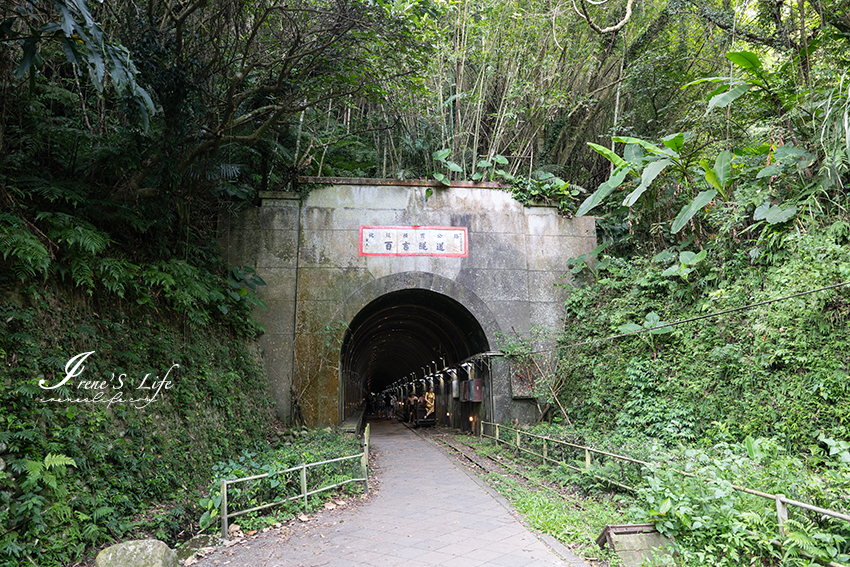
left=192, top=419, right=588, bottom=567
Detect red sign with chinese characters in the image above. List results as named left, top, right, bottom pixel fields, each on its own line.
left=359, top=225, right=468, bottom=257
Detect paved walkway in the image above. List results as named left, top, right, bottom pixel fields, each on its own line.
left=193, top=420, right=587, bottom=567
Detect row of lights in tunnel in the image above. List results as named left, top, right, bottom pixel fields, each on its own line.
left=383, top=357, right=477, bottom=421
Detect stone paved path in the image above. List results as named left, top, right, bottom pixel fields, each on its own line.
left=193, top=419, right=587, bottom=567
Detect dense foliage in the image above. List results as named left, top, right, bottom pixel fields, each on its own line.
left=198, top=429, right=363, bottom=532
left=558, top=229, right=850, bottom=446
left=3, top=0, right=850, bottom=564
left=0, top=296, right=276, bottom=565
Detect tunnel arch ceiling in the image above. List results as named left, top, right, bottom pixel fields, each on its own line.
left=341, top=289, right=490, bottom=396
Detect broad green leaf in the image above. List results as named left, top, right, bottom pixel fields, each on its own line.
left=774, top=145, right=808, bottom=162
left=671, top=190, right=717, bottom=233
left=753, top=202, right=771, bottom=221
left=492, top=154, right=509, bottom=165
left=691, top=249, right=707, bottom=264
left=662, top=265, right=680, bottom=277
left=477, top=159, right=492, bottom=168
left=756, top=163, right=783, bottom=178
left=738, top=143, right=772, bottom=156
left=714, top=150, right=732, bottom=188
left=200, top=510, right=212, bottom=529
left=765, top=205, right=796, bottom=224
left=613, top=136, right=670, bottom=157
left=432, top=148, right=450, bottom=161
left=589, top=241, right=611, bottom=258
left=494, top=168, right=514, bottom=180
left=59, top=36, right=83, bottom=67
left=425, top=187, right=434, bottom=200
left=679, top=251, right=697, bottom=264
left=645, top=312, right=662, bottom=326
left=471, top=171, right=483, bottom=181
left=57, top=3, right=76, bottom=36
left=658, top=498, right=673, bottom=515
left=707, top=83, right=731, bottom=99
left=726, top=51, right=763, bottom=72
left=704, top=169, right=721, bottom=191
left=69, top=0, right=96, bottom=27
left=745, top=436, right=757, bottom=459
left=445, top=160, right=463, bottom=173
left=652, top=249, right=677, bottom=263
left=587, top=142, right=627, bottom=169
left=618, top=323, right=642, bottom=334
left=706, top=84, right=752, bottom=114
left=681, top=76, right=731, bottom=89
left=623, top=143, right=644, bottom=165
left=576, top=166, right=629, bottom=216
left=433, top=172, right=450, bottom=186
left=661, top=133, right=685, bottom=156
left=623, top=159, right=671, bottom=207
left=14, top=38, right=40, bottom=79
left=651, top=324, right=673, bottom=335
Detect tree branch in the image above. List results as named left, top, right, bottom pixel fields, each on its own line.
left=573, top=0, right=635, bottom=34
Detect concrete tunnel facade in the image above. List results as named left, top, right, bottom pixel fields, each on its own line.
left=218, top=178, right=596, bottom=428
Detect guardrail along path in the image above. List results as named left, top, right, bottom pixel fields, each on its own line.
left=193, top=419, right=584, bottom=567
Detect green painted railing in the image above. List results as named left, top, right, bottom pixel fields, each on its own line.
left=220, top=424, right=370, bottom=538
left=481, top=421, right=849, bottom=567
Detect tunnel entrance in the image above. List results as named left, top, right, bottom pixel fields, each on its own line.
left=339, top=289, right=491, bottom=429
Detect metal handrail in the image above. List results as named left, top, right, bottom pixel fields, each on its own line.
left=480, top=421, right=850, bottom=529
left=220, top=424, right=371, bottom=538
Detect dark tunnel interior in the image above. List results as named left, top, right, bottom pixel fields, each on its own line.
left=339, top=289, right=490, bottom=414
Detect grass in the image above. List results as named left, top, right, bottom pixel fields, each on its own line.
left=455, top=435, right=633, bottom=566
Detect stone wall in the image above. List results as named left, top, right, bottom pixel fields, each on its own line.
left=219, top=180, right=596, bottom=427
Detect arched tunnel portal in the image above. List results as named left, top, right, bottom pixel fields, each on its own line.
left=339, top=289, right=491, bottom=430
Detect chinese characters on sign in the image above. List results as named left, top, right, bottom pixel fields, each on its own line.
left=360, top=226, right=468, bottom=257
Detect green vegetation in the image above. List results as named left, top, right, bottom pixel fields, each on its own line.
left=488, top=473, right=625, bottom=563
left=0, top=297, right=277, bottom=565
left=198, top=429, right=363, bottom=532
left=3, top=0, right=850, bottom=564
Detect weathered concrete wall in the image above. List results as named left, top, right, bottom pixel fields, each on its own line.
left=219, top=180, right=596, bottom=427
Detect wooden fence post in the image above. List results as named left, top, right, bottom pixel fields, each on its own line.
left=516, top=430, right=521, bottom=452
left=585, top=448, right=591, bottom=470
left=362, top=424, right=370, bottom=493
left=220, top=480, right=228, bottom=539
left=543, top=439, right=548, bottom=463
left=300, top=463, right=308, bottom=510
left=776, top=494, right=788, bottom=536
left=495, top=424, right=500, bottom=444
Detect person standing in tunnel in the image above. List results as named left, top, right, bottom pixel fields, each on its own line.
left=406, top=392, right=416, bottom=423
left=424, top=387, right=435, bottom=419
left=383, top=392, right=391, bottom=418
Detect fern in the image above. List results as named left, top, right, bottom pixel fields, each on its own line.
left=67, top=256, right=95, bottom=293
left=38, top=212, right=110, bottom=255
left=43, top=453, right=76, bottom=470
left=97, top=257, right=138, bottom=298
left=14, top=176, right=87, bottom=205
left=0, top=213, right=50, bottom=280
left=142, top=264, right=176, bottom=289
